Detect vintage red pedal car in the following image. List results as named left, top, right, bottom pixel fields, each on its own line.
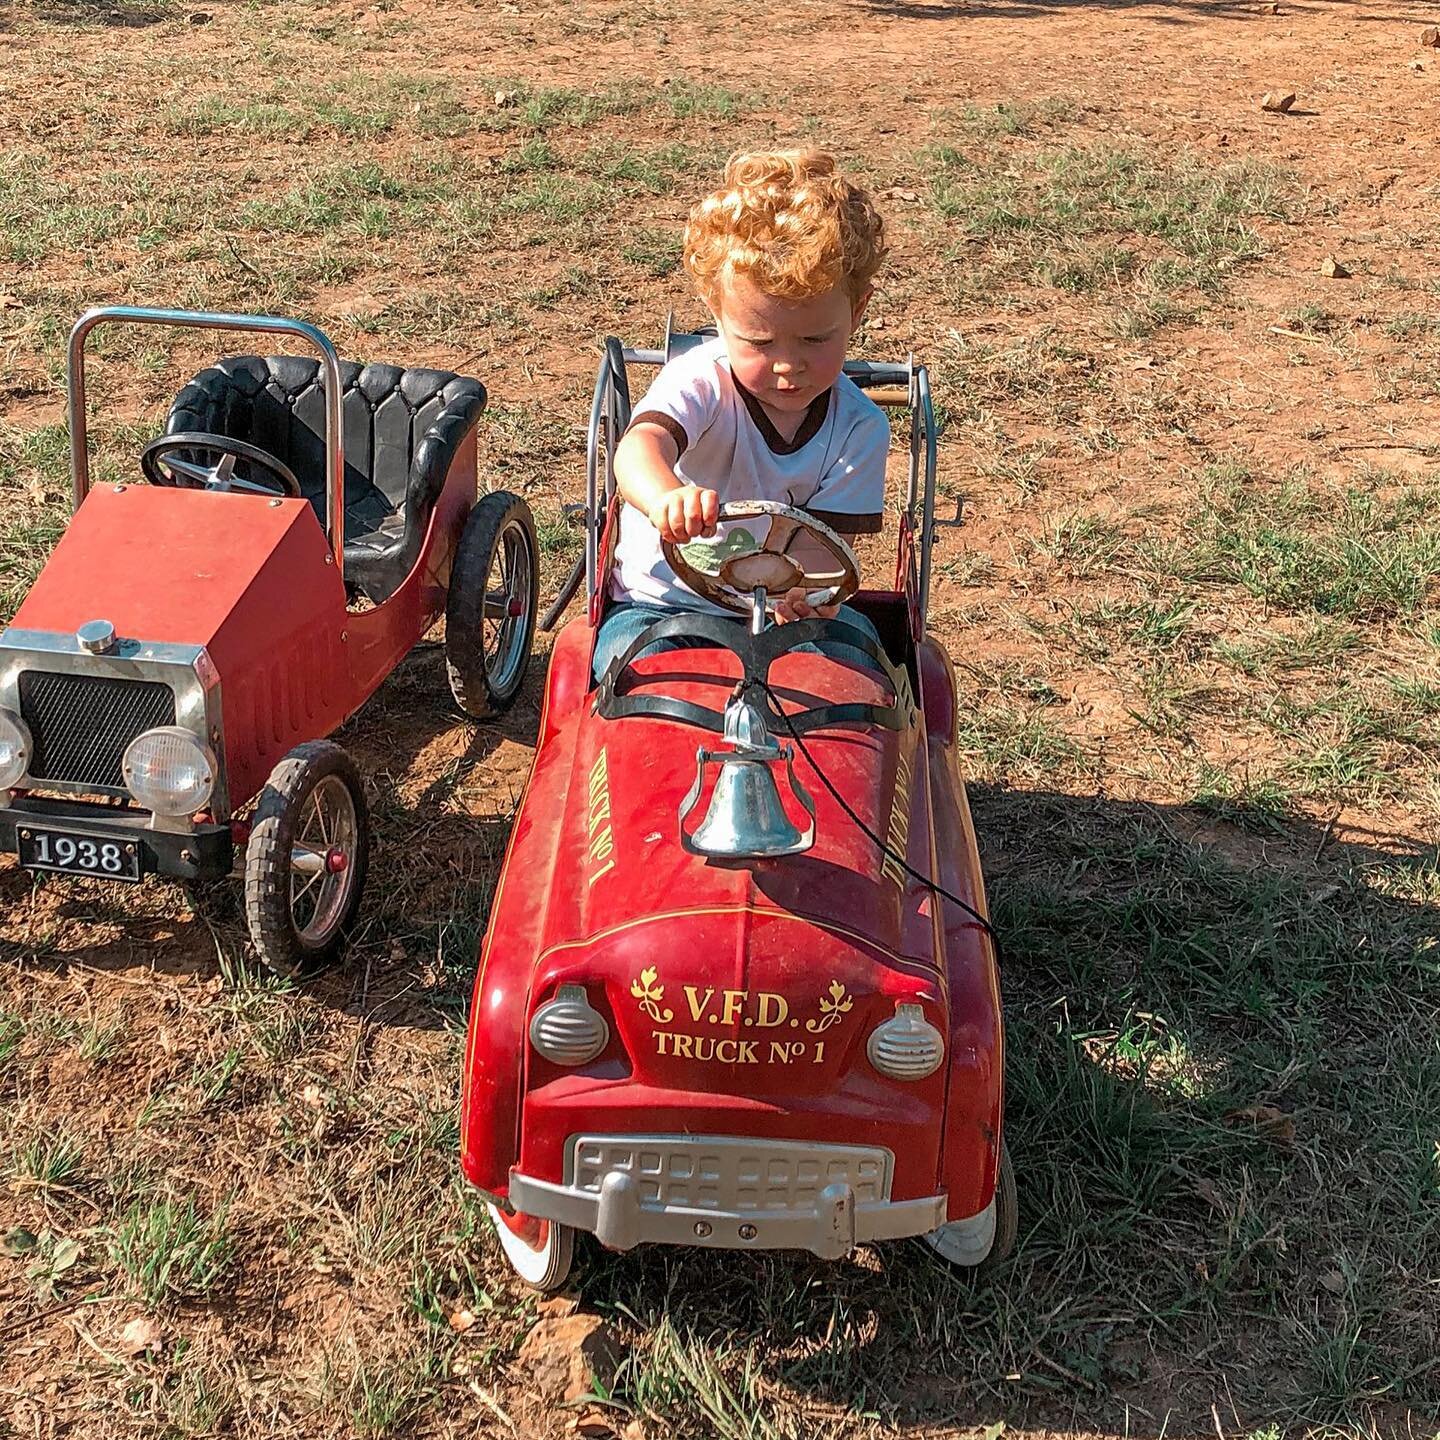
left=0, top=306, right=538, bottom=975
left=460, top=330, right=1013, bottom=1289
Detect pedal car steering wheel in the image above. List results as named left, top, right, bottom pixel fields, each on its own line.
left=663, top=500, right=860, bottom=616
left=140, top=432, right=302, bottom=498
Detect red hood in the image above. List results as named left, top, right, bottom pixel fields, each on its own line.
left=11, top=484, right=340, bottom=647
left=522, top=648, right=943, bottom=975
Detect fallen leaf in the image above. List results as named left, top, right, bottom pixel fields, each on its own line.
left=1260, top=90, right=1297, bottom=113
left=50, top=1238, right=83, bottom=1273
left=1319, top=1270, right=1346, bottom=1295
left=536, top=1293, right=580, bottom=1318
left=301, top=1083, right=327, bottom=1110
left=493, top=88, right=519, bottom=108
left=1421, top=24, right=1440, bottom=47
left=1192, top=1177, right=1223, bottom=1211
left=1130, top=355, right=1156, bottom=369
left=448, top=1307, right=477, bottom=1333
left=1224, top=1103, right=1296, bottom=1146
left=983, top=1424, right=1007, bottom=1440
left=187, top=9, right=211, bottom=20
left=1, top=1227, right=38, bottom=1258
left=119, top=1317, right=165, bottom=1356
left=883, top=186, right=920, bottom=202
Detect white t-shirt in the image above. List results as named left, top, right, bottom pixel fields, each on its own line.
left=611, top=337, right=890, bottom=613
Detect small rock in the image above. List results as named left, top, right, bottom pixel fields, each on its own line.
left=301, top=1083, right=327, bottom=1110
left=1260, top=91, right=1297, bottom=113
left=517, top=1314, right=623, bottom=1405
left=448, top=1307, right=477, bottom=1333
left=119, top=1317, right=164, bottom=1356
left=187, top=9, right=211, bottom=20
left=536, top=1293, right=580, bottom=1318
left=493, top=88, right=519, bottom=108
left=1410, top=59, right=1426, bottom=71
left=1319, top=255, right=1351, bottom=279
left=882, top=186, right=920, bottom=203
left=1421, top=25, right=1440, bottom=47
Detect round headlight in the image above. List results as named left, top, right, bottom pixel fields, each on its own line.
left=530, top=985, right=609, bottom=1066
left=867, top=1002, right=945, bottom=1081
left=0, top=709, right=32, bottom=789
left=122, top=726, right=216, bottom=815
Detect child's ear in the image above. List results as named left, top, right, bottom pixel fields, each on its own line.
left=849, top=286, right=874, bottom=332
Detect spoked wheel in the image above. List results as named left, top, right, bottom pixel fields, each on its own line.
left=446, top=492, right=539, bottom=719
left=487, top=1203, right=575, bottom=1292
left=919, top=1142, right=1017, bottom=1276
left=243, top=741, right=370, bottom=978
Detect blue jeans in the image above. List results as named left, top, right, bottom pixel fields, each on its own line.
left=593, top=601, right=884, bottom=680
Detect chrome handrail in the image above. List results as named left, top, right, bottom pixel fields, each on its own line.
left=582, top=335, right=938, bottom=634
left=68, top=306, right=347, bottom=573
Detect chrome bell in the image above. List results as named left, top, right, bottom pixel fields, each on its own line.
left=679, top=697, right=816, bottom=859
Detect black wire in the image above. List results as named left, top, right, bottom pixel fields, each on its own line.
left=759, top=680, right=1005, bottom=965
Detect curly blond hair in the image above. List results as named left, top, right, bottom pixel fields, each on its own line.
left=683, top=149, right=888, bottom=307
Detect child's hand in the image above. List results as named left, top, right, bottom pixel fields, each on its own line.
left=649, top=484, right=719, bottom=544
left=775, top=588, right=840, bottom=624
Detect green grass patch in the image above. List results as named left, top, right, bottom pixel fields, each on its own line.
left=1172, top=464, right=1440, bottom=618
left=110, top=1194, right=236, bottom=1305
left=925, top=142, right=1289, bottom=307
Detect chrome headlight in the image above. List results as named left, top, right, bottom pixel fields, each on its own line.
left=867, top=1002, right=945, bottom=1080
left=0, top=708, right=31, bottom=789
left=122, top=726, right=216, bottom=815
left=529, top=985, right=610, bottom=1066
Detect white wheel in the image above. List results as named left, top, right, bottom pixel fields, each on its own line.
left=921, top=1142, right=1017, bottom=1273
left=487, top=1203, right=575, bottom=1292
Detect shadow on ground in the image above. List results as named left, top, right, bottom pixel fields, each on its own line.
left=851, top=0, right=1411, bottom=25
left=573, top=790, right=1438, bottom=1438
left=0, top=641, right=551, bottom=1031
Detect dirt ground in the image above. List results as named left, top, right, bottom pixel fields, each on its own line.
left=1, top=0, right=1438, bottom=1436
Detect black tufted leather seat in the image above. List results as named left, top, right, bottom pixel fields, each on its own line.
left=166, top=355, right=487, bottom=603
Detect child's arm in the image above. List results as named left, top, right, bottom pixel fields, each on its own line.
left=615, top=423, right=719, bottom=544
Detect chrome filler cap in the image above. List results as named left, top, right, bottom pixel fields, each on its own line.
left=76, top=619, right=118, bottom=654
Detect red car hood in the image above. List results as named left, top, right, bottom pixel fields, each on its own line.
left=524, top=648, right=943, bottom=974
left=10, top=484, right=340, bottom=648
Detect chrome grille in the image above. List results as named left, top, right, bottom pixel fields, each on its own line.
left=568, top=1135, right=891, bottom=1214
left=18, top=671, right=176, bottom=790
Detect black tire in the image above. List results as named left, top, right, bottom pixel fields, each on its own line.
left=243, top=741, right=370, bottom=979
left=446, top=492, right=539, bottom=719
left=985, top=1142, right=1018, bottom=1270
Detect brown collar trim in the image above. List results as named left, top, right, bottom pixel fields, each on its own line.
left=733, top=377, right=832, bottom=455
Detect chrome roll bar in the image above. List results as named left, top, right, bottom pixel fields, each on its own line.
left=67, top=307, right=347, bottom=573
left=584, top=335, right=939, bottom=631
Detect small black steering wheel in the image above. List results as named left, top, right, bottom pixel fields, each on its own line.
left=140, top=432, right=301, bottom=498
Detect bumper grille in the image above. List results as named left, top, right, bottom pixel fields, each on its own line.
left=569, top=1135, right=891, bottom=1214
left=19, top=671, right=177, bottom=790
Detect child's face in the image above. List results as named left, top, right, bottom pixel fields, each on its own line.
left=711, top=273, right=870, bottom=415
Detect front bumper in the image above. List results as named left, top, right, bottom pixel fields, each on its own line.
left=0, top=795, right=232, bottom=881
left=506, top=1133, right=987, bottom=1260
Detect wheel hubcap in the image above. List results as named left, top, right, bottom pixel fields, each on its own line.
left=289, top=775, right=358, bottom=944
left=481, top=519, right=531, bottom=695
